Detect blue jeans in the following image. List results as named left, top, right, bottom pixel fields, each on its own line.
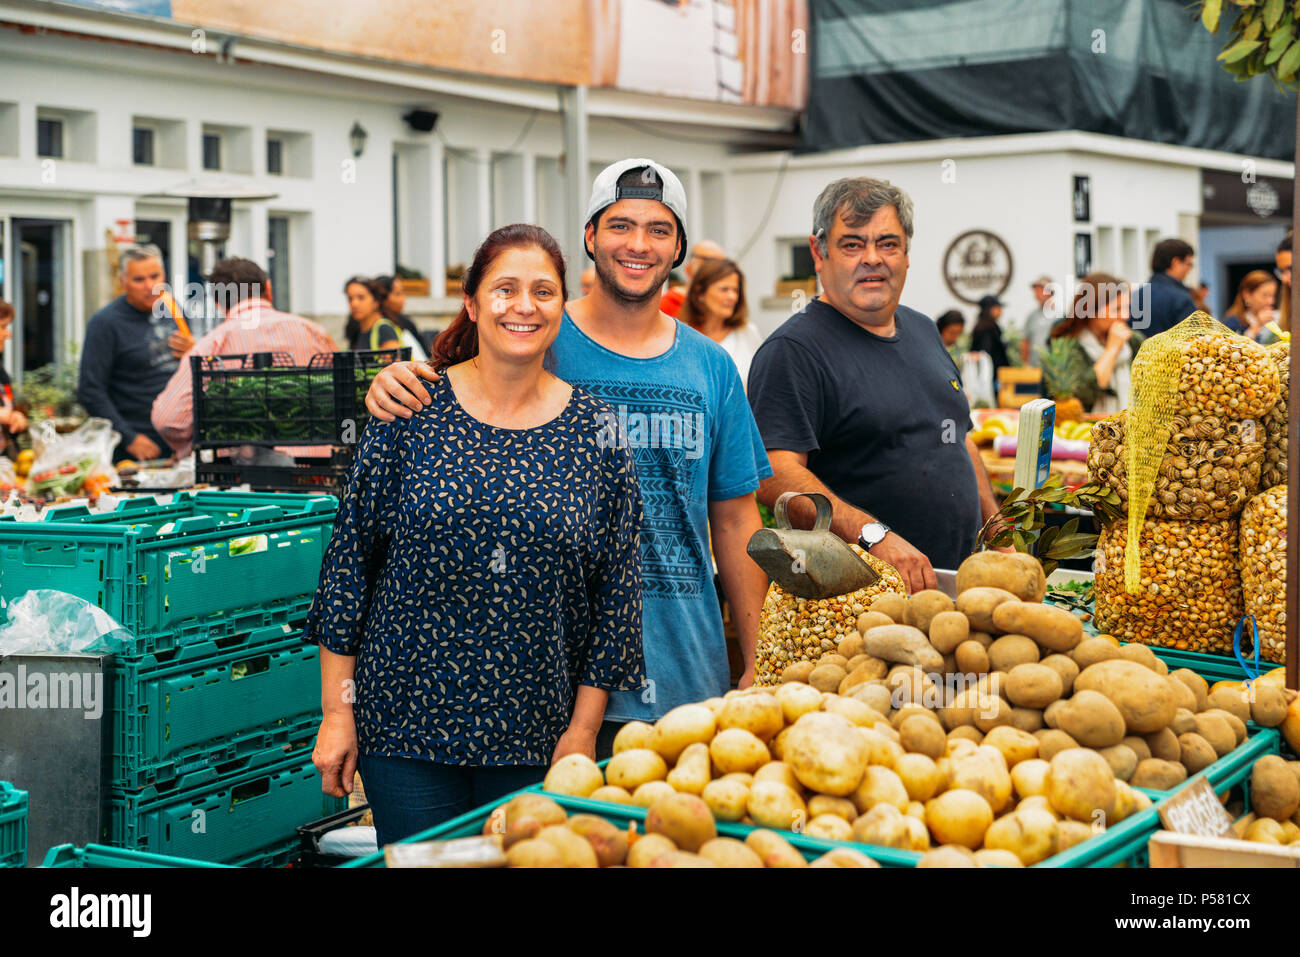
left=357, top=754, right=546, bottom=847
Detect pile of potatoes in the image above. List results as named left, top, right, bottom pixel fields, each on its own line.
left=1236, top=754, right=1300, bottom=847
left=482, top=791, right=878, bottom=868
left=541, top=551, right=1298, bottom=867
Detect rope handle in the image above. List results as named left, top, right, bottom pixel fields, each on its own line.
left=1231, top=614, right=1264, bottom=687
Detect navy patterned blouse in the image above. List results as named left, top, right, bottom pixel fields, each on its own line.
left=304, top=375, right=645, bottom=767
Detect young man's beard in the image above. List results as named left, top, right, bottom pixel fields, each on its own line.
left=593, top=252, right=672, bottom=306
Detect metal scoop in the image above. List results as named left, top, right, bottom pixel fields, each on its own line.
left=747, top=491, right=880, bottom=599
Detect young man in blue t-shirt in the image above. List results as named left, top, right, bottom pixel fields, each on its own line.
left=363, top=159, right=772, bottom=759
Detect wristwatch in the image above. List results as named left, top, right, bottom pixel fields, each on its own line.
left=858, top=521, right=891, bottom=550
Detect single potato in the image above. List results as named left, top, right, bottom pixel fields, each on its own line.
left=701, top=778, right=750, bottom=822
left=605, top=748, right=669, bottom=792
left=649, top=704, right=718, bottom=763
left=542, top=754, right=605, bottom=797
left=925, top=789, right=995, bottom=849
left=1045, top=748, right=1117, bottom=823
left=612, top=721, right=655, bottom=753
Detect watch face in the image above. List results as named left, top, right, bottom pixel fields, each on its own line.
left=861, top=522, right=890, bottom=547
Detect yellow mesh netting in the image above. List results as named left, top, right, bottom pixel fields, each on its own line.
left=1124, top=312, right=1281, bottom=592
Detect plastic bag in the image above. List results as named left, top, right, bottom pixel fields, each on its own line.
left=0, top=589, right=132, bottom=655
left=128, top=455, right=195, bottom=489
left=961, top=351, right=995, bottom=409
left=0, top=457, right=16, bottom=496
left=26, top=417, right=120, bottom=500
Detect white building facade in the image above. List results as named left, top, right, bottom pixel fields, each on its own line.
left=1, top=1, right=1290, bottom=389
left=0, top=0, right=793, bottom=384
left=731, top=132, right=1293, bottom=340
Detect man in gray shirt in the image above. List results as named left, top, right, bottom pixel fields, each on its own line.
left=1022, top=274, right=1057, bottom=365
left=77, top=245, right=192, bottom=462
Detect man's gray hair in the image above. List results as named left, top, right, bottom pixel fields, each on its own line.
left=118, top=244, right=164, bottom=276
left=812, top=178, right=914, bottom=255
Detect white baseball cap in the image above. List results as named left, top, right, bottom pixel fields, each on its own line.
left=585, top=158, right=688, bottom=267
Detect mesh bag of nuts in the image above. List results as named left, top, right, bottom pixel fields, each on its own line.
left=1260, top=341, right=1289, bottom=490
left=1239, top=484, right=1286, bottom=664
left=754, top=545, right=905, bottom=687
left=1094, top=516, right=1243, bottom=654
left=1172, top=324, right=1281, bottom=420
left=1087, top=409, right=1264, bottom=521
left=1124, top=313, right=1280, bottom=592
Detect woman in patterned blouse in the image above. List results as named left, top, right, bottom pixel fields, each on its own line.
left=307, top=224, right=646, bottom=844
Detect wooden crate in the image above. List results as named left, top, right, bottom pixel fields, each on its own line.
left=997, top=366, right=1043, bottom=409
left=1149, top=831, right=1300, bottom=867
left=1150, top=812, right=1300, bottom=868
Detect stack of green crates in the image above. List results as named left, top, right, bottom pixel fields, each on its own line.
left=0, top=491, right=348, bottom=866
left=41, top=843, right=234, bottom=868
left=0, top=782, right=28, bottom=868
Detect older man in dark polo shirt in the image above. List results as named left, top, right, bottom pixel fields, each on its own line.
left=747, top=177, right=1005, bottom=593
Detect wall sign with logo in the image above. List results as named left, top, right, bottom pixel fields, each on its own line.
left=942, top=230, right=1013, bottom=305
left=1202, top=168, right=1292, bottom=222
left=1246, top=181, right=1280, bottom=218
left=1073, top=175, right=1091, bottom=222
left=1074, top=233, right=1093, bottom=277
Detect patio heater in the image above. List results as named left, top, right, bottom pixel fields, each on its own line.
left=148, top=179, right=279, bottom=278
left=144, top=179, right=278, bottom=335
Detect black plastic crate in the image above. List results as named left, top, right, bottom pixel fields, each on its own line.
left=192, top=348, right=409, bottom=448
left=196, top=448, right=354, bottom=498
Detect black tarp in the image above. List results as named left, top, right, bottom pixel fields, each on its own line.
left=801, top=0, right=1296, bottom=160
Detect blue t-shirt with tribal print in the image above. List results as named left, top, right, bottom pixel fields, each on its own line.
left=553, top=311, right=772, bottom=722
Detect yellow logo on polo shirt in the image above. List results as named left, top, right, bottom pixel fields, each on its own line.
left=951, top=380, right=960, bottom=390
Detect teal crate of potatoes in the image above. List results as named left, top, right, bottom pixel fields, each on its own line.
left=0, top=491, right=336, bottom=656
left=1035, top=729, right=1280, bottom=868
left=342, top=790, right=914, bottom=869
left=105, top=753, right=344, bottom=865
left=1, top=781, right=28, bottom=867
left=495, top=737, right=1282, bottom=869
left=108, top=624, right=321, bottom=790
left=42, top=843, right=234, bottom=868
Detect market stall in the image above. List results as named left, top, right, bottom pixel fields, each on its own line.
left=0, top=315, right=1296, bottom=870
left=346, top=549, right=1299, bottom=868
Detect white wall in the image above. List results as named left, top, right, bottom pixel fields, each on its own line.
left=0, top=29, right=741, bottom=344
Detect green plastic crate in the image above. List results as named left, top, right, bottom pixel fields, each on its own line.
left=1150, top=647, right=1279, bottom=685
left=108, top=625, right=322, bottom=789
left=105, top=754, right=342, bottom=865
left=341, top=787, right=916, bottom=868
left=0, top=781, right=28, bottom=868
left=1035, top=729, right=1281, bottom=868
left=0, top=491, right=335, bottom=655
left=495, top=735, right=1281, bottom=869
left=41, top=843, right=234, bottom=868
left=232, top=837, right=304, bottom=868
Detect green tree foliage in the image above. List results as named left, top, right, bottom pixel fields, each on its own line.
left=1199, top=0, right=1300, bottom=86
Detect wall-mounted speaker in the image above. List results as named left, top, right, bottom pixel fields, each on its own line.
left=403, top=109, right=439, bottom=133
